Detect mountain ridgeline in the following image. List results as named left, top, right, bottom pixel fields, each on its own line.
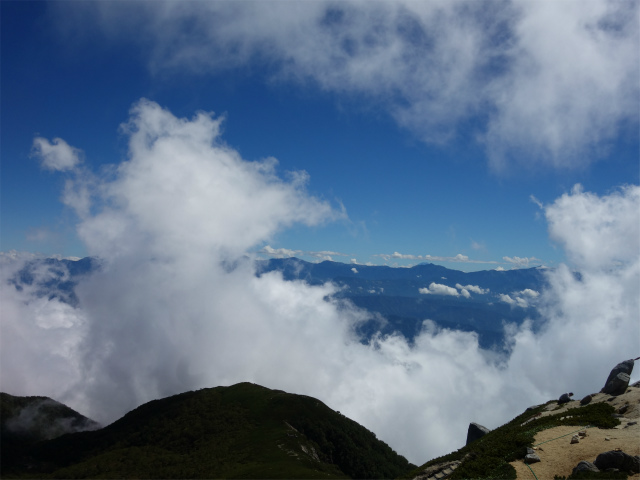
left=257, top=258, right=547, bottom=348
left=1, top=383, right=414, bottom=479
left=9, top=256, right=546, bottom=349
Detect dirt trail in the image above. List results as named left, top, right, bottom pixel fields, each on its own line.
left=511, top=387, right=640, bottom=479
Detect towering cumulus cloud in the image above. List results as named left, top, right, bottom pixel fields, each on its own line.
left=2, top=101, right=638, bottom=463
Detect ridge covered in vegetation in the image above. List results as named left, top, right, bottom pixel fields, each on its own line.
left=2, top=383, right=414, bottom=479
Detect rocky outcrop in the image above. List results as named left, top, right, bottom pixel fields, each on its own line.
left=603, top=373, right=631, bottom=395
left=601, top=359, right=635, bottom=395
left=412, top=459, right=462, bottom=480
left=594, top=450, right=640, bottom=473
left=465, top=423, right=490, bottom=445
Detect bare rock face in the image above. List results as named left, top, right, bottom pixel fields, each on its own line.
left=603, top=373, right=631, bottom=396
left=466, top=423, right=490, bottom=445
left=594, top=450, right=640, bottom=474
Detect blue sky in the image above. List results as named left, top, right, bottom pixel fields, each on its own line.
left=2, top=1, right=638, bottom=271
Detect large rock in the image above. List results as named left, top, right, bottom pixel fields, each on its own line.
left=572, top=461, right=599, bottom=475
left=525, top=449, right=541, bottom=464
left=602, top=372, right=631, bottom=396
left=580, top=394, right=595, bottom=405
left=594, top=450, right=640, bottom=474
left=601, top=359, right=635, bottom=393
left=466, top=423, right=490, bottom=445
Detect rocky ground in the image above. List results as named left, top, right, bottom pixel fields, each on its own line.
left=511, top=386, right=640, bottom=479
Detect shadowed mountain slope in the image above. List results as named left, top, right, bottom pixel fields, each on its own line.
left=1, top=393, right=100, bottom=474
left=3, top=383, right=414, bottom=479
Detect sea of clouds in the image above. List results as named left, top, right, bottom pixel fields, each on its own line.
left=2, top=99, right=638, bottom=464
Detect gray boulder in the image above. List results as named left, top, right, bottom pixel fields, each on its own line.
left=602, top=372, right=631, bottom=396
left=594, top=450, right=640, bottom=474
left=572, top=461, right=599, bottom=475
left=580, top=394, right=595, bottom=405
left=525, top=454, right=541, bottom=464
left=602, top=359, right=635, bottom=393
left=525, top=448, right=541, bottom=464
left=466, top=423, right=490, bottom=445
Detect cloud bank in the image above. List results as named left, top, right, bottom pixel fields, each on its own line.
left=2, top=101, right=639, bottom=464
left=56, top=0, right=639, bottom=170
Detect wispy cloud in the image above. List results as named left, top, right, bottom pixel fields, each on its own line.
left=376, top=251, right=499, bottom=265
left=259, top=246, right=302, bottom=258
left=259, top=245, right=349, bottom=262
left=503, top=256, right=542, bottom=268
left=60, top=0, right=639, bottom=171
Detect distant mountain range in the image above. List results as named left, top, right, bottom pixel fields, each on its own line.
left=9, top=256, right=548, bottom=349
left=257, top=258, right=547, bottom=348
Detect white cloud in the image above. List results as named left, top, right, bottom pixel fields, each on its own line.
left=456, top=284, right=488, bottom=295
left=32, top=137, right=82, bottom=171
left=545, top=184, right=640, bottom=270
left=419, top=282, right=460, bottom=297
left=484, top=1, right=639, bottom=170
left=498, top=293, right=529, bottom=308
left=503, top=256, right=541, bottom=268
left=498, top=288, right=539, bottom=308
left=308, top=250, right=348, bottom=260
left=2, top=102, right=638, bottom=467
left=520, top=289, right=539, bottom=298
left=260, top=245, right=301, bottom=258
left=351, top=268, right=358, bottom=274
left=58, top=0, right=639, bottom=170
left=377, top=252, right=497, bottom=265
left=498, top=293, right=515, bottom=305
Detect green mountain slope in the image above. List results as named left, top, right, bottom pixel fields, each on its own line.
left=5, top=383, right=414, bottom=479
left=1, top=392, right=100, bottom=475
